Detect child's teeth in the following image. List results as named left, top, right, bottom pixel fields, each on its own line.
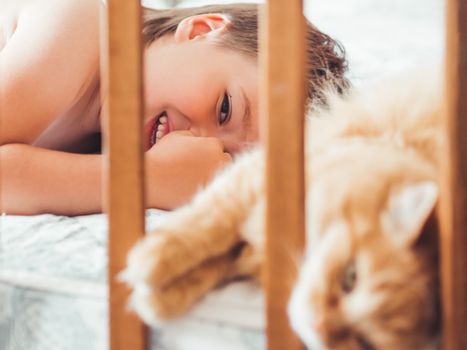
left=153, top=114, right=168, bottom=144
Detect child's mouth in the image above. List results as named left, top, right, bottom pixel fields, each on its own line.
left=150, top=112, right=169, bottom=147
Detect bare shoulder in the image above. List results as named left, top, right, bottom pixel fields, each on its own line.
left=0, top=0, right=101, bottom=144
left=2, top=0, right=100, bottom=59
left=1, top=0, right=100, bottom=40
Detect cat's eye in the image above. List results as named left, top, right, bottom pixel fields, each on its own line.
left=341, top=261, right=357, bottom=293
left=355, top=334, right=375, bottom=350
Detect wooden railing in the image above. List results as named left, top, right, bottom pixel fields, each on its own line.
left=261, top=1, right=305, bottom=349
left=101, top=0, right=147, bottom=349
left=440, top=0, right=467, bottom=349
left=101, top=1, right=466, bottom=349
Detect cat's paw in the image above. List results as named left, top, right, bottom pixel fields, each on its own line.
left=121, top=248, right=236, bottom=325
left=119, top=233, right=201, bottom=325
left=126, top=282, right=191, bottom=326
left=121, top=231, right=195, bottom=290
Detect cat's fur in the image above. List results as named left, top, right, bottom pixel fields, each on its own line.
left=122, top=68, right=443, bottom=349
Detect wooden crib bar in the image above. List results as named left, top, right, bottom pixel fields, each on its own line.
left=261, top=1, right=306, bottom=349
left=441, top=0, right=467, bottom=349
left=101, top=0, right=147, bottom=349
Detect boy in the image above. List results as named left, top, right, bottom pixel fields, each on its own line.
left=0, top=0, right=348, bottom=215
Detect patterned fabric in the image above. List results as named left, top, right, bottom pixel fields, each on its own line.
left=0, top=211, right=264, bottom=350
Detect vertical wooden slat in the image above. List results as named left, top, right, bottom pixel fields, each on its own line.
left=441, top=0, right=467, bottom=349
left=260, top=1, right=306, bottom=349
left=101, top=1, right=146, bottom=350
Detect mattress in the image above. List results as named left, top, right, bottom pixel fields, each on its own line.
left=0, top=211, right=264, bottom=350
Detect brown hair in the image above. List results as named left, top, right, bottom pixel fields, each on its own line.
left=142, top=3, right=349, bottom=105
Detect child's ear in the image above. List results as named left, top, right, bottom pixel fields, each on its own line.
left=380, top=181, right=438, bottom=247
left=174, top=14, right=231, bottom=42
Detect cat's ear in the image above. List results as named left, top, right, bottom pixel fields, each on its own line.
left=381, top=181, right=438, bottom=247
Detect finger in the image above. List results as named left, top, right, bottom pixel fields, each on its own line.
left=166, top=130, right=196, bottom=137
left=222, top=152, right=233, bottom=163
left=148, top=130, right=195, bottom=152
left=204, top=136, right=225, bottom=151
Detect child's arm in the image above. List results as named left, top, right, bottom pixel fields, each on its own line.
left=1, top=133, right=230, bottom=215
left=1, top=144, right=102, bottom=215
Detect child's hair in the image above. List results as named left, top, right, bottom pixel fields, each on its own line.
left=142, top=3, right=349, bottom=105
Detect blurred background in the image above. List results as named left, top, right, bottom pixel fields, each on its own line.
left=144, top=0, right=444, bottom=84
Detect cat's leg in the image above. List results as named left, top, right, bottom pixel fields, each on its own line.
left=122, top=148, right=264, bottom=290
left=129, top=240, right=258, bottom=321
left=228, top=199, right=265, bottom=280
left=128, top=251, right=237, bottom=322
left=134, top=197, right=267, bottom=322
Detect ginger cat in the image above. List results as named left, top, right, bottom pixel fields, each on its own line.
left=122, top=68, right=442, bottom=350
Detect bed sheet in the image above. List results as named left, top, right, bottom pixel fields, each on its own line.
left=0, top=211, right=264, bottom=350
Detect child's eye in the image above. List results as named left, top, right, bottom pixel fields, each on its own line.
left=219, top=92, right=232, bottom=125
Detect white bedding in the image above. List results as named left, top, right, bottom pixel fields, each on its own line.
left=0, top=0, right=443, bottom=349
left=0, top=210, right=264, bottom=350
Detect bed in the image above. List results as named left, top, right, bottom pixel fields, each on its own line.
left=0, top=211, right=264, bottom=350
left=0, top=0, right=448, bottom=349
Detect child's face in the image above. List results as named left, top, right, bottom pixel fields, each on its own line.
left=143, top=30, right=259, bottom=155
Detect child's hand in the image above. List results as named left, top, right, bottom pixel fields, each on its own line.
left=145, top=131, right=232, bottom=209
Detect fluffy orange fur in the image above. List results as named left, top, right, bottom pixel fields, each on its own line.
left=122, top=68, right=442, bottom=349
